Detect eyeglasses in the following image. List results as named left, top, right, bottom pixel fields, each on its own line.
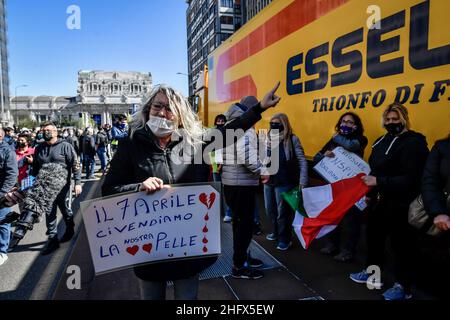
left=151, top=102, right=173, bottom=114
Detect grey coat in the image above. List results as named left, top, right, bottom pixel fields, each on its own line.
left=222, top=103, right=262, bottom=186
left=289, top=135, right=309, bottom=187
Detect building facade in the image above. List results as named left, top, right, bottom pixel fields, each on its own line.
left=186, top=0, right=244, bottom=95
left=243, top=0, right=272, bottom=22
left=74, top=70, right=152, bottom=126
left=0, top=0, right=11, bottom=126
left=10, top=96, right=76, bottom=127
left=10, top=70, right=153, bottom=129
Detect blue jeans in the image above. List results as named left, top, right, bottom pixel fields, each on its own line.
left=97, top=147, right=107, bottom=171
left=254, top=199, right=260, bottom=224
left=139, top=275, right=199, bottom=300
left=264, top=184, right=295, bottom=243
left=84, top=154, right=95, bottom=178
left=0, top=207, right=12, bottom=253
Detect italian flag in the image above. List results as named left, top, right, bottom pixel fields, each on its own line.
left=293, top=173, right=370, bottom=249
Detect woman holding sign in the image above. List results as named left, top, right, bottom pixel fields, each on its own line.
left=313, top=112, right=368, bottom=262
left=102, top=83, right=281, bottom=300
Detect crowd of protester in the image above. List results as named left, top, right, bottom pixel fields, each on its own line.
left=0, top=85, right=448, bottom=301
left=0, top=116, right=129, bottom=261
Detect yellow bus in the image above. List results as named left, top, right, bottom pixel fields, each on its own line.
left=197, top=0, right=450, bottom=159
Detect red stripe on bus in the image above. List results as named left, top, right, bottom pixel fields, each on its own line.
left=216, top=0, right=349, bottom=103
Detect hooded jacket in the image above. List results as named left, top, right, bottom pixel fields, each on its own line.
left=369, top=130, right=429, bottom=207
left=221, top=103, right=262, bottom=186
left=102, top=103, right=265, bottom=281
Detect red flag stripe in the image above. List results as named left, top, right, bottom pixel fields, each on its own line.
left=299, top=174, right=369, bottom=249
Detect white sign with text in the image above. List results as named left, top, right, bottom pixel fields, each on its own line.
left=314, top=147, right=371, bottom=210
left=81, top=185, right=221, bottom=275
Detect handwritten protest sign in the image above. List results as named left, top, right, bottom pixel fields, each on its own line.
left=314, top=147, right=371, bottom=210
left=81, top=184, right=221, bottom=275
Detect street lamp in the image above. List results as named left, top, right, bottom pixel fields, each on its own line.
left=176, top=72, right=189, bottom=77
left=15, top=84, right=28, bottom=127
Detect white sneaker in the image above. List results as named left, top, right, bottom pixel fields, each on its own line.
left=223, top=216, right=232, bottom=223
left=0, top=253, right=8, bottom=266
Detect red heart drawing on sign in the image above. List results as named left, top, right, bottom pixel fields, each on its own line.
left=199, top=192, right=216, bottom=209
left=126, top=245, right=139, bottom=256
left=142, top=243, right=153, bottom=254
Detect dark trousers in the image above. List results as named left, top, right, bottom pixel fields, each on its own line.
left=84, top=154, right=95, bottom=178
left=224, top=185, right=257, bottom=269
left=327, top=206, right=361, bottom=253
left=45, top=183, right=74, bottom=238
left=366, top=202, right=415, bottom=291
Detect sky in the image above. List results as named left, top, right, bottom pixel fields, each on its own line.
left=7, top=0, right=189, bottom=97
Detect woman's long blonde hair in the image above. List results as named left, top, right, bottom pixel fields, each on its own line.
left=382, top=103, right=411, bottom=130
left=129, top=84, right=205, bottom=148
left=270, top=113, right=294, bottom=156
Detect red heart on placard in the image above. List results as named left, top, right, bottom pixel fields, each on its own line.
left=142, top=243, right=153, bottom=254
left=199, top=192, right=216, bottom=209
left=126, top=245, right=139, bottom=256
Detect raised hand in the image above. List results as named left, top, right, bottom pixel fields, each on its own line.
left=260, top=82, right=281, bottom=110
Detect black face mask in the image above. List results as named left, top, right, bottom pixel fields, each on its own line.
left=270, top=123, right=284, bottom=131
left=43, top=132, right=53, bottom=141
left=215, top=124, right=225, bottom=129
left=385, top=123, right=404, bottom=135
left=19, top=142, right=27, bottom=148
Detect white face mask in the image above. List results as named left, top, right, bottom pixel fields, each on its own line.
left=146, top=115, right=176, bottom=137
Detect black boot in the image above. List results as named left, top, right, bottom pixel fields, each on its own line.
left=42, top=237, right=60, bottom=255
left=60, top=219, right=75, bottom=243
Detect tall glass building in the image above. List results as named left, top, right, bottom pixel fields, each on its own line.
left=186, top=0, right=244, bottom=95
left=0, top=0, right=10, bottom=126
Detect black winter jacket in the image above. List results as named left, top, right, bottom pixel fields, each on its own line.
left=0, top=141, right=18, bottom=198
left=102, top=104, right=265, bottom=281
left=422, top=138, right=450, bottom=218
left=83, top=135, right=96, bottom=156
left=369, top=130, right=429, bottom=208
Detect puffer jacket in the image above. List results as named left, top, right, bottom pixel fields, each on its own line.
left=102, top=103, right=265, bottom=281
left=221, top=103, right=262, bottom=186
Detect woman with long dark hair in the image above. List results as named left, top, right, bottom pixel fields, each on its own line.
left=314, top=112, right=368, bottom=262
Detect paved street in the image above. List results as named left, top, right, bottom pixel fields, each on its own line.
left=0, top=174, right=102, bottom=300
